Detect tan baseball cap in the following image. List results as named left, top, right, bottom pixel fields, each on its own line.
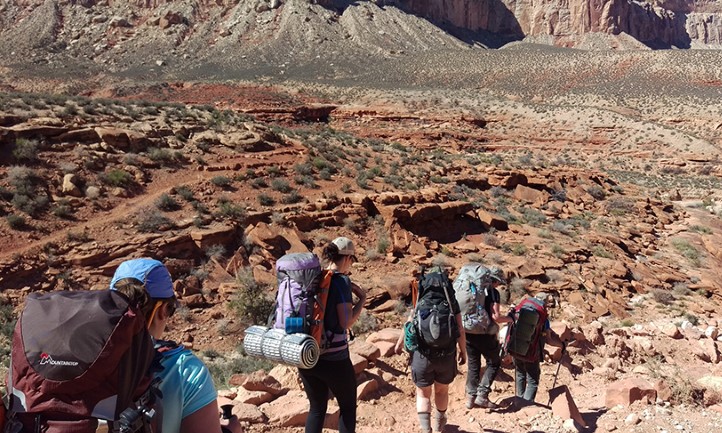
left=332, top=237, right=356, bottom=260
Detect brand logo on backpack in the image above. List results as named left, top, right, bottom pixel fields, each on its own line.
left=39, top=352, right=79, bottom=367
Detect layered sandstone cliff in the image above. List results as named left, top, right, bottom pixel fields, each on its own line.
left=397, top=0, right=722, bottom=48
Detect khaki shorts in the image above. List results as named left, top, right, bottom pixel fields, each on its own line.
left=411, top=350, right=457, bottom=387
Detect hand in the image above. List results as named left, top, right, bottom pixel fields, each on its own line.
left=351, top=282, right=367, bottom=300
left=458, top=351, right=467, bottom=366
left=394, top=338, right=404, bottom=355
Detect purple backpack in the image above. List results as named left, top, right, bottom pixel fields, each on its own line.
left=272, top=252, right=343, bottom=350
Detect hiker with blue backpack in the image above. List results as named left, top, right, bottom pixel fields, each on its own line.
left=109, top=258, right=241, bottom=433
left=395, top=265, right=467, bottom=433
left=296, top=237, right=367, bottom=433
left=453, top=265, right=513, bottom=410
left=504, top=292, right=564, bottom=406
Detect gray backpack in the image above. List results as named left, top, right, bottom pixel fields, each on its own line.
left=454, top=263, right=495, bottom=334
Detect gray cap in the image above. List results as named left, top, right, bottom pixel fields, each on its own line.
left=489, top=267, right=506, bottom=283
left=332, top=237, right=356, bottom=257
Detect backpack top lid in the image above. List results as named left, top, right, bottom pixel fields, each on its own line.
left=110, top=258, right=174, bottom=298
left=276, top=252, right=321, bottom=272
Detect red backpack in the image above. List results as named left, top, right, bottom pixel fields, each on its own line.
left=4, top=290, right=160, bottom=433
left=504, top=297, right=548, bottom=363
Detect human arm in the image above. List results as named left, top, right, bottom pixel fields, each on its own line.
left=337, top=278, right=366, bottom=330
left=180, top=400, right=225, bottom=433
left=455, top=313, right=467, bottom=365
left=490, top=302, right=513, bottom=325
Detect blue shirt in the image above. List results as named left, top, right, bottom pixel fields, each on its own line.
left=320, top=273, right=353, bottom=361
left=156, top=343, right=218, bottom=433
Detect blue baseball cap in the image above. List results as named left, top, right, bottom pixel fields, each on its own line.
left=110, top=258, right=174, bottom=298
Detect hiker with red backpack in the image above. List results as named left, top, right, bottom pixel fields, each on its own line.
left=395, top=265, right=467, bottom=433
left=505, top=292, right=564, bottom=406
left=454, top=265, right=513, bottom=410
left=4, top=257, right=239, bottom=433
left=109, top=258, right=241, bottom=433
left=297, top=237, right=367, bottom=433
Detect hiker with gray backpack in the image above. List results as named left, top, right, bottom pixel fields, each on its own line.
left=454, top=264, right=512, bottom=410
left=395, top=265, right=467, bottom=433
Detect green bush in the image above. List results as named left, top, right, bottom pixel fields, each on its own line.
left=6, top=214, right=26, bottom=230
left=351, top=310, right=378, bottom=335
left=156, top=194, right=180, bottom=211
left=12, top=138, right=39, bottom=163
left=258, top=194, right=275, bottom=206
left=174, top=186, right=195, bottom=201
left=101, top=169, right=134, bottom=188
left=270, top=179, right=292, bottom=193
left=671, top=238, right=702, bottom=267
left=251, top=178, right=267, bottom=189
left=230, top=267, right=275, bottom=324
left=211, top=176, right=232, bottom=188
left=216, top=199, right=246, bottom=221
left=280, top=190, right=302, bottom=204
left=136, top=211, right=175, bottom=232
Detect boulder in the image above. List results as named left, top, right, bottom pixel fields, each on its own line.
left=366, top=328, right=402, bottom=345
left=350, top=340, right=381, bottom=362
left=233, top=402, right=267, bottom=423
left=242, top=370, right=285, bottom=396
left=605, top=378, right=656, bottom=408
left=62, top=173, right=83, bottom=197
left=264, top=392, right=339, bottom=427
left=350, top=352, right=369, bottom=375
left=268, top=364, right=301, bottom=390
left=357, top=378, right=379, bottom=401
left=235, top=388, right=274, bottom=405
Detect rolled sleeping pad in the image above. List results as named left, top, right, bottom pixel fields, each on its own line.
left=243, top=325, right=268, bottom=358
left=243, top=326, right=320, bottom=369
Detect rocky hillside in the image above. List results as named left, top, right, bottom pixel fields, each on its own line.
left=0, top=0, right=721, bottom=79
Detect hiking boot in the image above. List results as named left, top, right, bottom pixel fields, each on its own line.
left=465, top=394, right=477, bottom=409
left=432, top=409, right=447, bottom=432
left=474, top=395, right=499, bottom=410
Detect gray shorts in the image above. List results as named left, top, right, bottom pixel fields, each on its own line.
left=411, top=350, right=457, bottom=387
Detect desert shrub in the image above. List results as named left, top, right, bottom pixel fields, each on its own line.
left=351, top=310, right=378, bottom=335
left=551, top=220, right=575, bottom=236
left=12, top=138, right=39, bottom=163
left=174, top=186, right=195, bottom=201
left=207, top=354, right=275, bottom=389
left=258, top=194, right=275, bottom=206
left=504, top=243, right=527, bottom=256
left=550, top=244, right=565, bottom=257
left=508, top=278, right=530, bottom=301
left=520, top=207, right=546, bottom=226
left=250, top=178, right=267, bottom=189
left=652, top=289, right=675, bottom=305
left=294, top=163, right=314, bottom=175
left=66, top=231, right=91, bottom=242
left=266, top=166, right=281, bottom=177
left=482, top=232, right=499, bottom=247
left=156, top=194, right=180, bottom=211
left=340, top=183, right=352, bottom=193
left=376, top=234, right=390, bottom=254
left=100, top=169, right=134, bottom=188
left=672, top=282, right=691, bottom=297
left=136, top=210, right=175, bottom=232
left=210, top=176, right=232, bottom=188
left=586, top=185, right=606, bottom=200
left=684, top=313, right=699, bottom=326
left=294, top=175, right=318, bottom=189
left=6, top=214, right=26, bottom=230
left=147, top=147, right=176, bottom=165
left=205, top=244, right=226, bottom=260
left=689, top=225, right=712, bottom=234
left=8, top=166, right=48, bottom=216
left=671, top=238, right=702, bottom=267
left=280, top=190, right=302, bottom=204
left=53, top=201, right=74, bottom=219
left=270, top=179, right=292, bottom=193
left=592, top=245, right=614, bottom=259
left=230, top=267, right=275, bottom=324
left=216, top=198, right=246, bottom=221
left=270, top=212, right=286, bottom=226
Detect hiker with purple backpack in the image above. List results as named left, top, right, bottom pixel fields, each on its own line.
left=297, top=237, right=367, bottom=433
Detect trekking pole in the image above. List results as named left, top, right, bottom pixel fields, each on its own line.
left=547, top=340, right=572, bottom=406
